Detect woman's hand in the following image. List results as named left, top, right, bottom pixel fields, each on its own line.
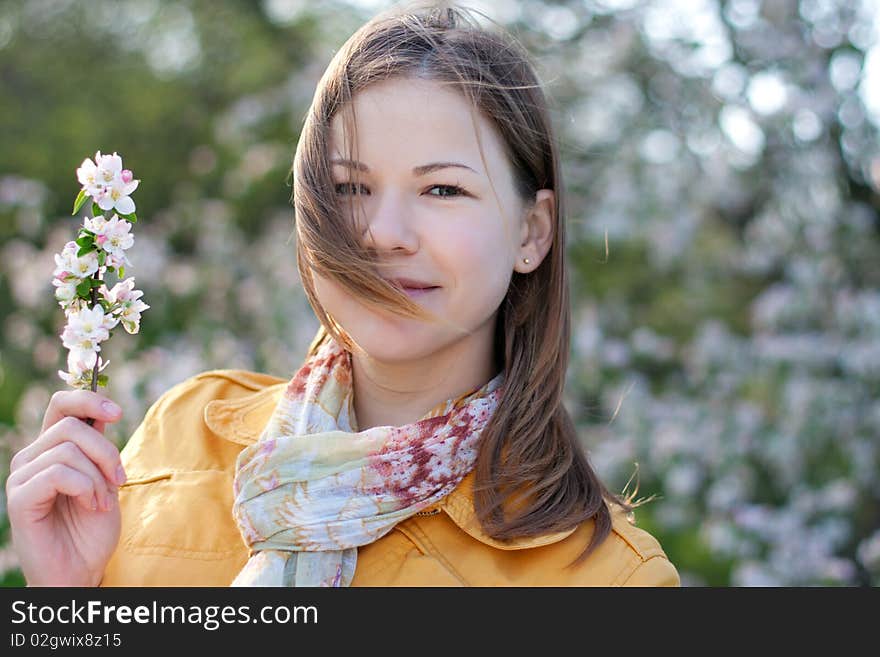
left=6, top=390, right=127, bottom=586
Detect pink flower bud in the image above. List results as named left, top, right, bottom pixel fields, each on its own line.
left=121, top=169, right=134, bottom=183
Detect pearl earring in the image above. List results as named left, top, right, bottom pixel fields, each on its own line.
left=523, top=258, right=530, bottom=265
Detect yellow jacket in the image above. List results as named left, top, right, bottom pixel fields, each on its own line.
left=100, top=369, right=679, bottom=587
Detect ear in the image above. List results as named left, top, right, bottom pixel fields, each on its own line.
left=515, top=189, right=555, bottom=273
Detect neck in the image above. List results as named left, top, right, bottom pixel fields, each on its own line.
left=350, top=330, right=498, bottom=431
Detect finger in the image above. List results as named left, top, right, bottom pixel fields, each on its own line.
left=9, top=463, right=100, bottom=520
left=13, top=416, right=124, bottom=489
left=7, top=441, right=116, bottom=512
left=41, top=389, right=122, bottom=435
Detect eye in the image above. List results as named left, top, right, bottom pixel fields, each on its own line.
left=426, top=184, right=467, bottom=198
left=333, top=182, right=469, bottom=199
left=334, top=182, right=369, bottom=196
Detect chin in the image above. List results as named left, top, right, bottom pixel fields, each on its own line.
left=349, top=312, right=467, bottom=361
left=350, top=328, right=438, bottom=363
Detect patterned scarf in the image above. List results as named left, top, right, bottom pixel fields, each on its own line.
left=229, top=334, right=506, bottom=586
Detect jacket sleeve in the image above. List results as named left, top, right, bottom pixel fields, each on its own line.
left=620, top=555, right=681, bottom=587
left=99, top=371, right=257, bottom=586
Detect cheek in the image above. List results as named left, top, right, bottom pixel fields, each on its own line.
left=312, top=272, right=353, bottom=317
left=312, top=270, right=409, bottom=328
left=442, top=224, right=513, bottom=303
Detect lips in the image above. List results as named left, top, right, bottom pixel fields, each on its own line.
left=387, top=277, right=439, bottom=290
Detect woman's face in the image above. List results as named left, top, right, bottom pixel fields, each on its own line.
left=314, top=77, right=529, bottom=363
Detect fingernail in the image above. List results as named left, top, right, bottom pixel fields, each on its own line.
left=91, top=493, right=98, bottom=511
left=102, top=400, right=121, bottom=416
left=115, top=465, right=127, bottom=485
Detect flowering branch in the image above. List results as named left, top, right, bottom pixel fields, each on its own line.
left=53, top=151, right=149, bottom=424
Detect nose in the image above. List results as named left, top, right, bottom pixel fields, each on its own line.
left=359, top=190, right=419, bottom=254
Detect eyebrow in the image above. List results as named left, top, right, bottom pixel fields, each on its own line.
left=331, top=158, right=479, bottom=176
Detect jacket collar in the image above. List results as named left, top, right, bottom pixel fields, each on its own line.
left=204, top=380, right=577, bottom=551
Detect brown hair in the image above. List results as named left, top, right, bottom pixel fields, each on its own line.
left=291, top=0, right=639, bottom=565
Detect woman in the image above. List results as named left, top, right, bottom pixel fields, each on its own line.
left=7, top=1, right=679, bottom=587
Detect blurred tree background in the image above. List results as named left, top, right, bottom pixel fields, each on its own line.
left=1, top=0, right=878, bottom=586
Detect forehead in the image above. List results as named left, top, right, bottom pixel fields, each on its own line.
left=328, top=78, right=509, bottom=178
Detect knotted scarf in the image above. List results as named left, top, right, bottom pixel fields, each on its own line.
left=230, top=333, right=506, bottom=586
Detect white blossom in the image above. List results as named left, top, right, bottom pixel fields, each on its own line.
left=107, top=251, right=132, bottom=271
left=60, top=304, right=115, bottom=353
left=100, top=276, right=140, bottom=305
left=75, top=156, right=102, bottom=198
left=98, top=277, right=149, bottom=334
left=83, top=213, right=108, bottom=236
left=86, top=213, right=134, bottom=260
left=58, top=348, right=110, bottom=389
left=95, top=171, right=138, bottom=215
left=76, top=151, right=139, bottom=214
left=52, top=240, right=99, bottom=280
left=51, top=274, right=79, bottom=308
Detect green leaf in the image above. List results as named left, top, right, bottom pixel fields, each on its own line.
left=76, top=245, right=95, bottom=257
left=75, top=236, right=93, bottom=248
left=97, top=374, right=108, bottom=387
left=80, top=228, right=96, bottom=236
left=126, top=212, right=137, bottom=224
left=76, top=279, right=92, bottom=297
left=90, top=278, right=104, bottom=287
left=72, top=189, right=89, bottom=215
left=97, top=250, right=106, bottom=266
left=119, top=266, right=125, bottom=278
left=92, top=202, right=103, bottom=218
left=106, top=265, right=115, bottom=273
